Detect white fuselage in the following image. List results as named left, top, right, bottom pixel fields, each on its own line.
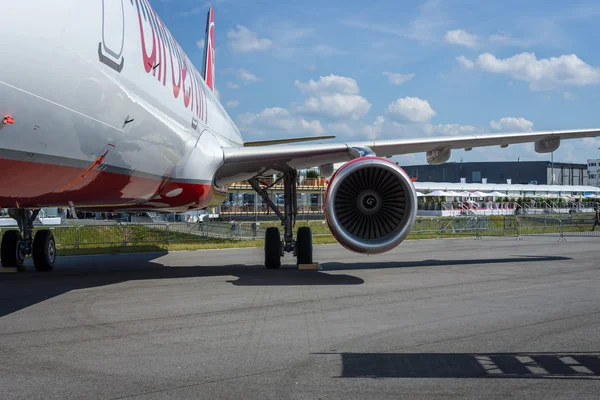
left=0, top=0, right=240, bottom=212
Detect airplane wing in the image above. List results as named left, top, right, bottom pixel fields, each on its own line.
left=243, top=135, right=336, bottom=147
left=214, top=128, right=600, bottom=185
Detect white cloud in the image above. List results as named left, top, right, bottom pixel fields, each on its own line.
left=238, top=74, right=373, bottom=138
left=294, top=75, right=360, bottom=95
left=490, top=117, right=534, bottom=132
left=476, top=52, right=600, bottom=90
left=226, top=100, right=239, bottom=109
left=456, top=56, right=475, bottom=69
left=382, top=72, right=415, bottom=85
left=328, top=117, right=478, bottom=141
left=237, top=107, right=325, bottom=135
left=196, top=39, right=205, bottom=49
left=297, top=94, right=371, bottom=120
left=445, top=29, right=479, bottom=48
left=294, top=75, right=370, bottom=120
left=237, top=69, right=260, bottom=83
left=366, top=116, right=387, bottom=139
left=227, top=25, right=273, bottom=53
left=327, top=122, right=358, bottom=136
left=425, top=123, right=477, bottom=136
left=223, top=69, right=260, bottom=87
left=563, top=92, right=576, bottom=100
left=328, top=116, right=387, bottom=140
left=387, top=97, right=437, bottom=123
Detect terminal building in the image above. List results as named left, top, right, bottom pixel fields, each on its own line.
left=402, top=161, right=587, bottom=186
left=588, top=159, right=600, bottom=187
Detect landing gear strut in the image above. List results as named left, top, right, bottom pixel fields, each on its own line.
left=1, top=208, right=56, bottom=271
left=249, top=170, right=313, bottom=269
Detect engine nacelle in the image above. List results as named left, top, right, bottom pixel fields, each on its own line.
left=324, top=157, right=418, bottom=254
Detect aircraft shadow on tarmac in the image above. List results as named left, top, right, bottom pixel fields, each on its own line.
left=0, top=253, right=571, bottom=319
left=0, top=252, right=364, bottom=318
left=321, top=255, right=571, bottom=271
left=326, top=352, right=600, bottom=380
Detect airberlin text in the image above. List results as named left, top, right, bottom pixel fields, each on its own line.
left=131, top=0, right=208, bottom=124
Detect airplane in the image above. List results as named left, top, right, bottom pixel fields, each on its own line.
left=1, top=0, right=599, bottom=272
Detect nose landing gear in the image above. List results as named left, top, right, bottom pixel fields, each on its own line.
left=1, top=208, right=56, bottom=271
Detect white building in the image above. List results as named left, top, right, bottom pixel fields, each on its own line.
left=588, top=159, right=600, bottom=187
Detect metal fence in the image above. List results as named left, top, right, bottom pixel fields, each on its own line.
left=0, top=222, right=266, bottom=249
left=420, top=215, right=600, bottom=241
left=217, top=200, right=600, bottom=219
left=0, top=215, right=597, bottom=249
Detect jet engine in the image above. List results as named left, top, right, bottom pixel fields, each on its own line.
left=324, top=157, right=418, bottom=254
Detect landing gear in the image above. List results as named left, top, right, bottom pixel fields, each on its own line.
left=32, top=230, right=56, bottom=271
left=1, top=230, right=25, bottom=269
left=264, top=227, right=281, bottom=269
left=249, top=170, right=313, bottom=268
left=0, top=208, right=56, bottom=271
left=295, top=226, right=313, bottom=265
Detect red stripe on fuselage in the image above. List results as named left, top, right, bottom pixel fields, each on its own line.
left=0, top=158, right=213, bottom=211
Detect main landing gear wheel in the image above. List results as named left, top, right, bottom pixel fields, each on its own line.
left=264, top=227, right=282, bottom=269
left=32, top=230, right=56, bottom=272
left=1, top=208, right=57, bottom=272
left=1, top=230, right=25, bottom=269
left=295, top=227, right=313, bottom=265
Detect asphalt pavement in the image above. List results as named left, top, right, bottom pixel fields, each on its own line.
left=1, top=236, right=599, bottom=399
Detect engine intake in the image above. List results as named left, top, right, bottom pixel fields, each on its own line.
left=324, top=157, right=418, bottom=254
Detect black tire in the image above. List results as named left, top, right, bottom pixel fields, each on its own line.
left=264, top=227, right=281, bottom=269
left=296, top=227, right=313, bottom=265
left=32, top=230, right=56, bottom=272
left=1, top=230, right=24, bottom=269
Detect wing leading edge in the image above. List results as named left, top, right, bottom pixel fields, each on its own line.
left=214, top=128, right=600, bottom=186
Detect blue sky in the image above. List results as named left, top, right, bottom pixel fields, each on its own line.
left=150, top=0, right=600, bottom=165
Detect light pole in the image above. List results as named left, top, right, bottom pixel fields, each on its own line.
left=551, top=151, right=554, bottom=185
left=597, top=148, right=600, bottom=188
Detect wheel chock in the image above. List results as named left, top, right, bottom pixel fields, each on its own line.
left=0, top=267, right=20, bottom=273
left=298, top=263, right=320, bottom=270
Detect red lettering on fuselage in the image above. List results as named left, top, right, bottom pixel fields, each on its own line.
left=136, top=1, right=156, bottom=73
left=133, top=0, right=208, bottom=125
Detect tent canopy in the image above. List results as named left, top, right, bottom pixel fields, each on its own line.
left=425, top=190, right=451, bottom=196
left=466, top=191, right=489, bottom=197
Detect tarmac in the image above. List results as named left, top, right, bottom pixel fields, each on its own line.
left=0, top=236, right=599, bottom=399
